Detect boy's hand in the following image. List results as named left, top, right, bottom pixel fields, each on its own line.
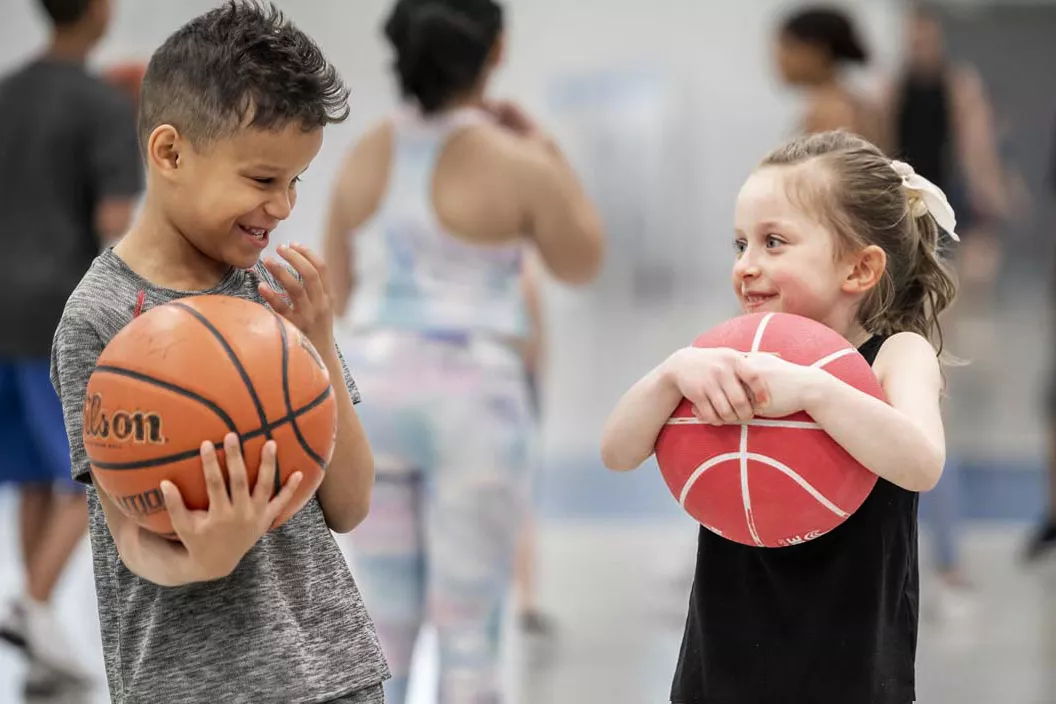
left=666, top=347, right=758, bottom=426
left=159, top=434, right=303, bottom=582
left=259, top=242, right=336, bottom=355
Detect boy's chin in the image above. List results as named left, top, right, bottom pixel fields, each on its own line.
left=211, top=253, right=260, bottom=273
left=233, top=253, right=263, bottom=271
left=220, top=245, right=265, bottom=271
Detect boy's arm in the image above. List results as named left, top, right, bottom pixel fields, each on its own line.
left=255, top=253, right=374, bottom=535
left=52, top=314, right=286, bottom=585
left=92, top=476, right=207, bottom=586
left=51, top=316, right=201, bottom=584
left=314, top=347, right=374, bottom=534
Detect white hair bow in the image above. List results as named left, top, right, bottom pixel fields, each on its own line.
left=889, top=160, right=959, bottom=242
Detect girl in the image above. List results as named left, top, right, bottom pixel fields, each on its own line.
left=600, top=130, right=958, bottom=704
left=323, top=0, right=604, bottom=701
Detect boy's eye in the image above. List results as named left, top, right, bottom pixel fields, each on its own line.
left=766, top=235, right=783, bottom=248
left=251, top=176, right=302, bottom=188
left=733, top=239, right=746, bottom=253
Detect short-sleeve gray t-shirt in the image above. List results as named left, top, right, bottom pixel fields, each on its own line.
left=50, top=249, right=389, bottom=704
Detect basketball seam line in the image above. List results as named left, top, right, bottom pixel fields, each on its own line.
left=739, top=313, right=774, bottom=546
left=677, top=456, right=850, bottom=519
left=170, top=302, right=272, bottom=443
left=676, top=312, right=863, bottom=545
left=88, top=385, right=332, bottom=470
left=810, top=348, right=855, bottom=369
left=92, top=366, right=238, bottom=433
left=665, top=418, right=821, bottom=429
left=272, top=311, right=327, bottom=471
left=739, top=424, right=762, bottom=546
left=272, top=313, right=289, bottom=497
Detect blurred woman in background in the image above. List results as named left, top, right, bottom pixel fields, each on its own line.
left=773, top=5, right=883, bottom=144
left=323, top=1, right=603, bottom=700
left=880, top=5, right=1012, bottom=621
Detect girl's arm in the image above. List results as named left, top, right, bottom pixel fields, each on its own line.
left=776, top=332, right=945, bottom=492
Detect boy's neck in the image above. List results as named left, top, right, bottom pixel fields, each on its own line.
left=114, top=210, right=234, bottom=292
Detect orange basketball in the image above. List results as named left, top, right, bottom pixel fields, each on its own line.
left=83, top=295, right=337, bottom=538
left=654, top=312, right=885, bottom=548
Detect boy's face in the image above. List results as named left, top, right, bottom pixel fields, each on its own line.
left=160, top=121, right=324, bottom=270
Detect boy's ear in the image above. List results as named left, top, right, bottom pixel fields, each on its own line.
left=147, top=124, right=183, bottom=179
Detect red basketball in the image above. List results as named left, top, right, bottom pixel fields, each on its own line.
left=654, top=312, right=885, bottom=548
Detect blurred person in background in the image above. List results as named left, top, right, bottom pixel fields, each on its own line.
left=1028, top=116, right=1056, bottom=563
left=881, top=3, right=1010, bottom=616
left=773, top=5, right=883, bottom=145
left=513, top=254, right=558, bottom=640
left=322, top=0, right=604, bottom=700
left=0, top=0, right=142, bottom=693
left=882, top=3, right=1008, bottom=332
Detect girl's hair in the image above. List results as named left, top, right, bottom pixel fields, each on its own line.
left=760, top=130, right=958, bottom=357
left=779, top=6, right=870, bottom=65
left=383, top=0, right=503, bottom=115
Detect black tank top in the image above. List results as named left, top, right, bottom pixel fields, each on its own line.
left=895, top=71, right=953, bottom=189
left=670, top=335, right=919, bottom=704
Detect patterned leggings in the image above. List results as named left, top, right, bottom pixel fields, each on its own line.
left=341, top=330, right=534, bottom=703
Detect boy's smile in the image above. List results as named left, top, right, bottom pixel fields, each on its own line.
left=158, top=120, right=323, bottom=270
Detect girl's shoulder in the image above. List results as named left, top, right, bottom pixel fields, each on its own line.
left=872, top=331, right=941, bottom=389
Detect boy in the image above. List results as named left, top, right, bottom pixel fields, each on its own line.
left=49, top=2, right=389, bottom=702
left=0, top=0, right=141, bottom=686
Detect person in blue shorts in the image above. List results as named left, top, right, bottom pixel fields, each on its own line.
left=0, top=0, right=142, bottom=688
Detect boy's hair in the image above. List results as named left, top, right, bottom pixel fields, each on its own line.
left=760, top=130, right=958, bottom=356
left=138, top=0, right=350, bottom=153
left=38, top=0, right=94, bottom=26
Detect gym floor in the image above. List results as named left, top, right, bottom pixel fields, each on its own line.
left=0, top=513, right=1053, bottom=704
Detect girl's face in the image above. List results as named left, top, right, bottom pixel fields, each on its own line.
left=732, top=165, right=869, bottom=337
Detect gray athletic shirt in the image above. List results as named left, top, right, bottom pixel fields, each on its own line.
left=50, top=248, right=389, bottom=703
